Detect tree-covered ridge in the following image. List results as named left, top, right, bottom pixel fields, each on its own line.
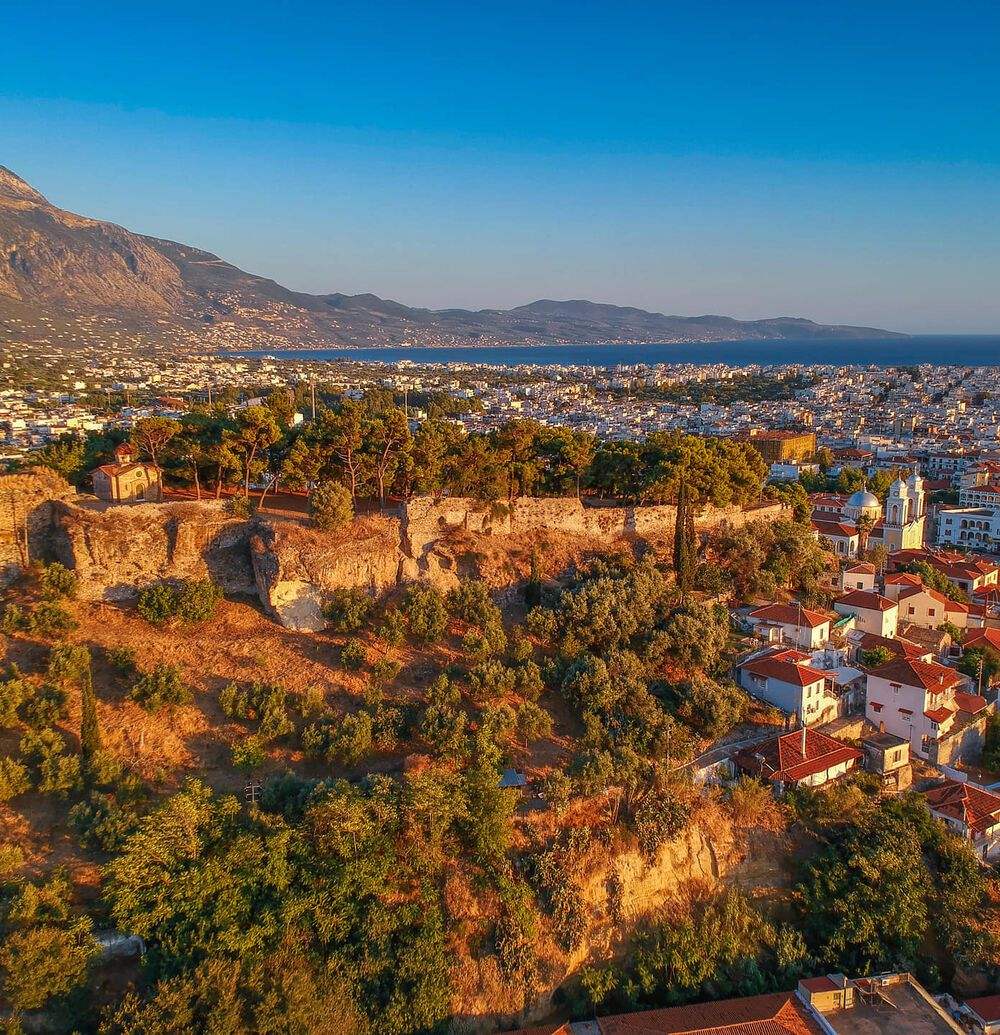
left=31, top=391, right=769, bottom=509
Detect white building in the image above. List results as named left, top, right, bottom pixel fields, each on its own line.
left=833, top=590, right=899, bottom=638
left=865, top=656, right=983, bottom=760
left=745, top=603, right=832, bottom=650
left=738, top=647, right=839, bottom=726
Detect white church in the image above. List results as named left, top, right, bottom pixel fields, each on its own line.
left=813, top=474, right=926, bottom=557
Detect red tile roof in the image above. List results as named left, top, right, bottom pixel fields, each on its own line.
left=799, top=976, right=840, bottom=993
left=835, top=590, right=897, bottom=612
left=812, top=520, right=860, bottom=539
left=741, top=650, right=828, bottom=688
left=748, top=604, right=831, bottom=629
left=733, top=728, right=862, bottom=784
left=596, top=992, right=824, bottom=1034
left=884, top=572, right=923, bottom=587
left=925, top=779, right=1000, bottom=836
left=844, top=562, right=876, bottom=574
left=853, top=631, right=928, bottom=661
left=924, top=706, right=954, bottom=724
left=954, top=691, right=988, bottom=714
left=868, top=656, right=962, bottom=692
left=965, top=628, right=1000, bottom=653
left=965, top=994, right=1000, bottom=1024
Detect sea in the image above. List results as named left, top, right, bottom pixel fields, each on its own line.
left=234, top=335, right=1000, bottom=369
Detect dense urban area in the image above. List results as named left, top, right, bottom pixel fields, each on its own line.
left=4, top=339, right=1000, bottom=1035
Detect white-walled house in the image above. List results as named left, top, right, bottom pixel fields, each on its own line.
left=738, top=647, right=838, bottom=726
left=840, top=562, right=877, bottom=593
left=896, top=584, right=970, bottom=632
left=865, top=656, right=985, bottom=760
left=732, top=726, right=863, bottom=791
left=834, top=590, right=899, bottom=638
left=924, top=779, right=1000, bottom=861
left=745, top=603, right=832, bottom=650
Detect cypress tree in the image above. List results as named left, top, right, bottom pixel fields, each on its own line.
left=674, top=478, right=696, bottom=598
left=79, top=652, right=101, bottom=763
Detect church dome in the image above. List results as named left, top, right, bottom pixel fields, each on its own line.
left=847, top=490, right=880, bottom=510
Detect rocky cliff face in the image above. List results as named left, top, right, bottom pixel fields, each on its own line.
left=250, top=517, right=402, bottom=631
left=50, top=500, right=256, bottom=600
left=0, top=469, right=76, bottom=585
left=1, top=485, right=786, bottom=624
left=453, top=818, right=796, bottom=1030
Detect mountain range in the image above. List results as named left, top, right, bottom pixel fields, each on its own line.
left=0, top=165, right=903, bottom=349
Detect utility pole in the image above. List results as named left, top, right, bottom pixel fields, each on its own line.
left=311, top=380, right=316, bottom=420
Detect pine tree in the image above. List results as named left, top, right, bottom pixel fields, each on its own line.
left=79, top=653, right=101, bottom=763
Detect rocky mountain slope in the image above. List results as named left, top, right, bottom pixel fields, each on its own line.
left=0, top=165, right=904, bottom=346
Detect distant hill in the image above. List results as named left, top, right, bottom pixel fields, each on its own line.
left=0, top=165, right=905, bottom=348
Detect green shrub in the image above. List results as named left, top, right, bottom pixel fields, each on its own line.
left=231, top=736, right=266, bottom=774
left=542, top=770, right=573, bottom=813
left=634, top=788, right=691, bottom=861
left=0, top=925, right=95, bottom=1011
left=137, top=584, right=179, bottom=625
left=468, top=659, right=518, bottom=704
left=69, top=792, right=140, bottom=851
left=302, top=711, right=373, bottom=765
left=322, top=588, right=373, bottom=632
left=0, top=757, right=31, bottom=802
left=340, top=639, right=367, bottom=671
left=107, top=645, right=138, bottom=675
left=447, top=580, right=496, bottom=625
left=219, top=681, right=292, bottom=740
left=260, top=771, right=323, bottom=820
left=226, top=494, right=254, bottom=519
left=128, top=665, right=191, bottom=712
left=0, top=843, right=25, bottom=879
left=138, top=580, right=222, bottom=625
left=371, top=705, right=404, bottom=751
left=309, top=481, right=354, bottom=531
left=371, top=656, right=402, bottom=685
left=298, top=685, right=325, bottom=718
left=25, top=600, right=77, bottom=637
left=40, top=562, right=78, bottom=600
left=83, top=749, right=123, bottom=789
left=514, top=660, right=545, bottom=701
left=1, top=604, right=27, bottom=633
left=175, top=579, right=223, bottom=623
left=0, top=674, right=28, bottom=727
left=22, top=683, right=68, bottom=729
left=401, top=586, right=448, bottom=645
left=375, top=607, right=407, bottom=647
left=19, top=728, right=82, bottom=797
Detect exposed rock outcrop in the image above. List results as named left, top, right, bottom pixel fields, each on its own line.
left=0, top=469, right=76, bottom=585
left=454, top=819, right=796, bottom=1030
left=250, top=517, right=402, bottom=631
left=4, top=487, right=786, bottom=625
left=50, top=499, right=256, bottom=600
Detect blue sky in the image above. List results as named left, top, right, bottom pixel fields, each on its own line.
left=3, top=0, right=999, bottom=332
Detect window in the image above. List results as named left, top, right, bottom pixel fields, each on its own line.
left=928, top=608, right=936, bottom=617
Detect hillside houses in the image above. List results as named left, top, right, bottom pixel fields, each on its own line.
left=865, top=657, right=987, bottom=764
left=833, top=590, right=899, bottom=637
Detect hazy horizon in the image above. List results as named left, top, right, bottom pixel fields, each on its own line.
left=4, top=0, right=999, bottom=335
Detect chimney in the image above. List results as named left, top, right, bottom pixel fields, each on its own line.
left=801, top=723, right=807, bottom=756
left=879, top=720, right=885, bottom=734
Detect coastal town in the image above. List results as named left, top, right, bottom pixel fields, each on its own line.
left=5, top=336, right=1000, bottom=1031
